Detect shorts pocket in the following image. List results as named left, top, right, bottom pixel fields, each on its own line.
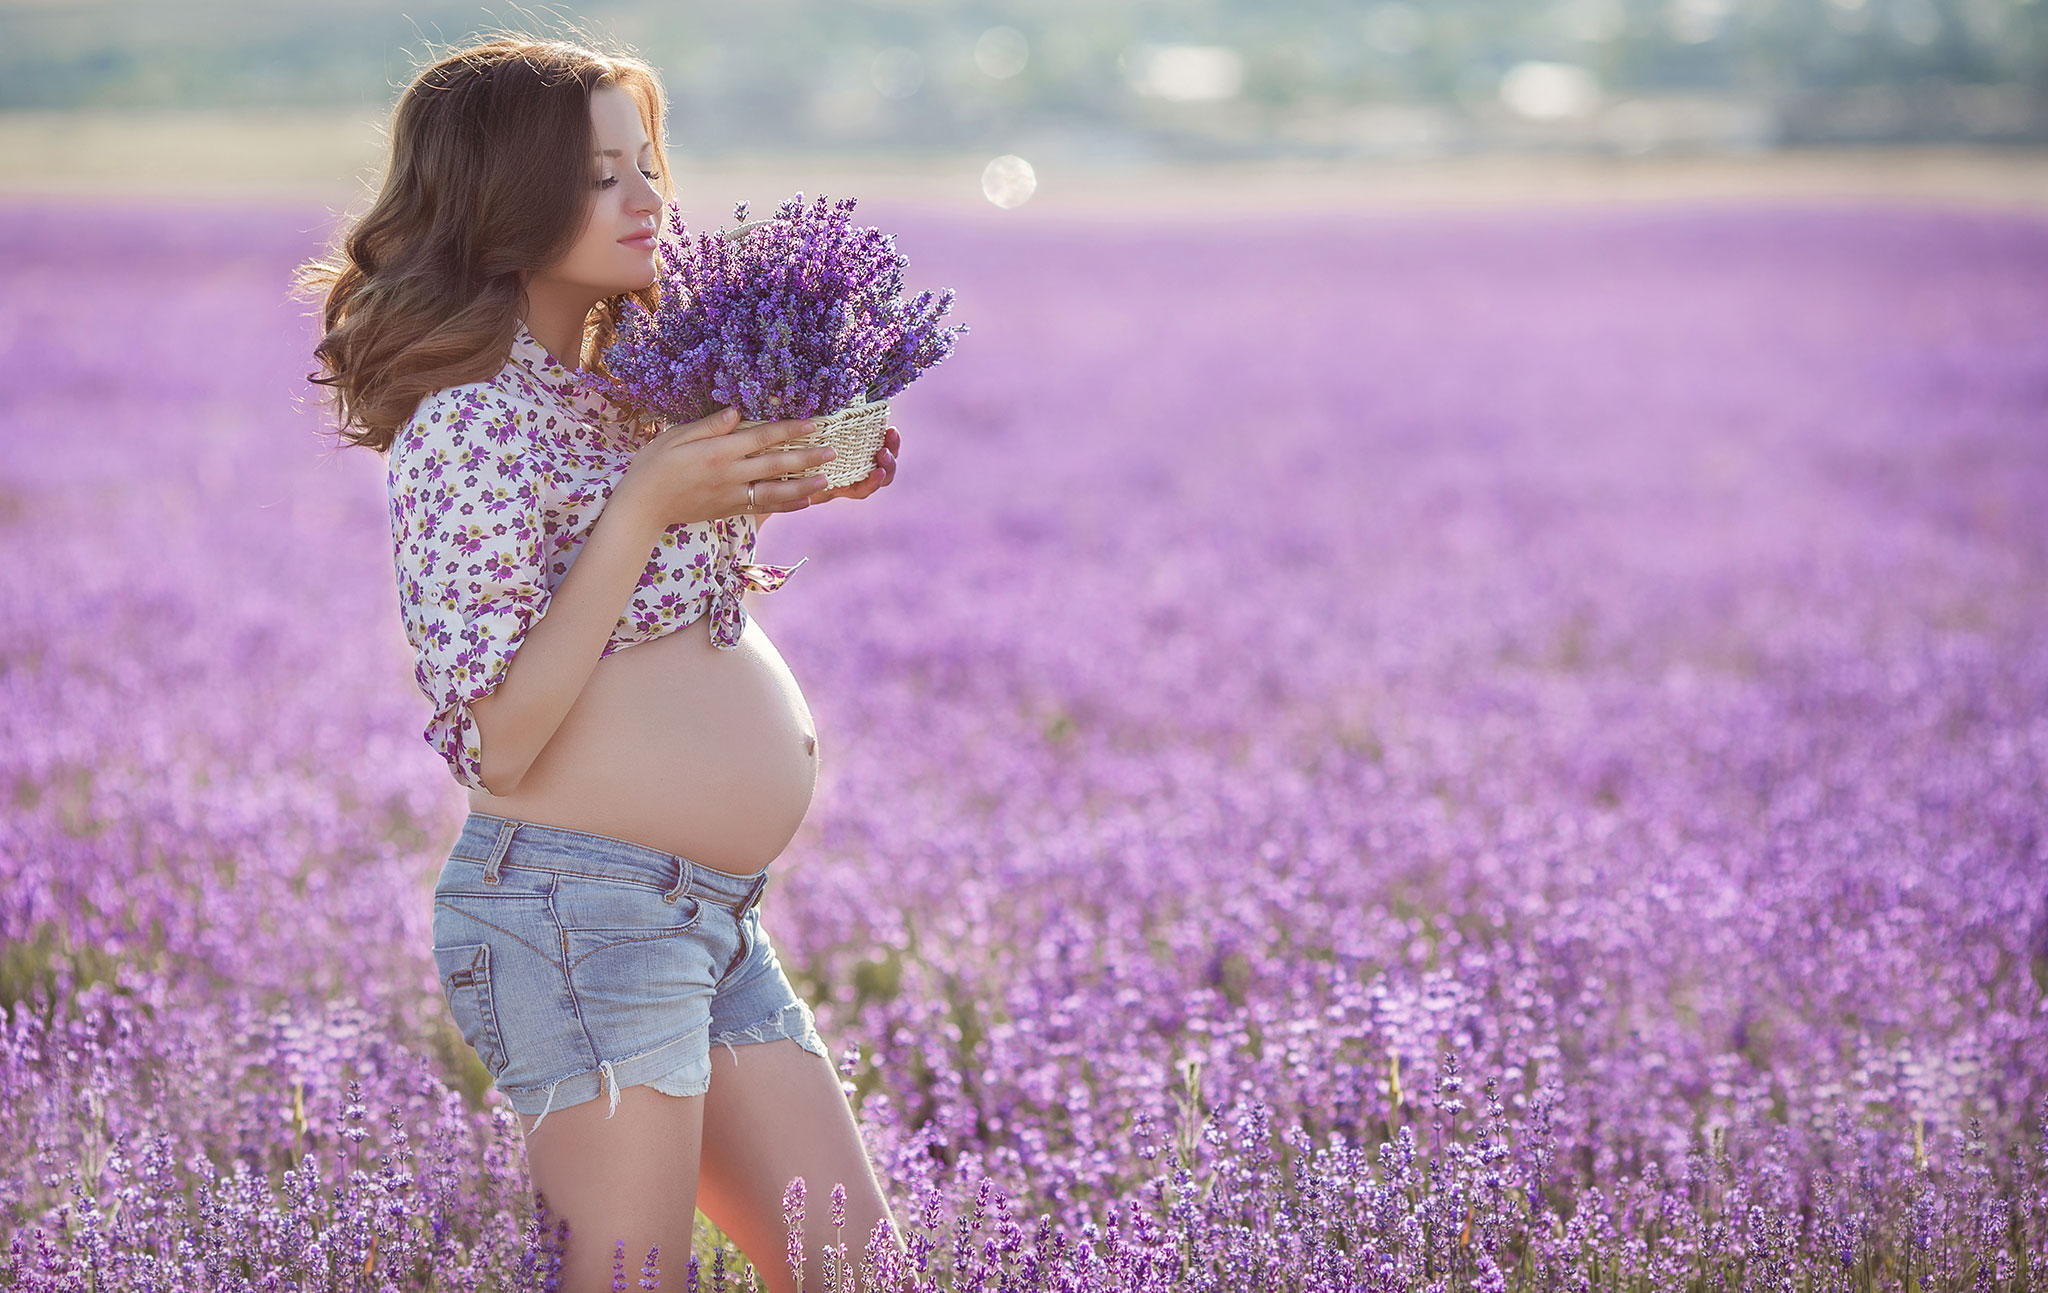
left=433, top=942, right=509, bottom=1078
left=554, top=882, right=723, bottom=984
left=551, top=877, right=709, bottom=939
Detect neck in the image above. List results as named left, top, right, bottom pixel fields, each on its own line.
left=521, top=281, right=602, bottom=371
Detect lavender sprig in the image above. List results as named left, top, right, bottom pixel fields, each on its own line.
left=588, top=192, right=966, bottom=425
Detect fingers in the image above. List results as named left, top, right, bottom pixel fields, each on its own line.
left=810, top=443, right=892, bottom=504
left=666, top=408, right=743, bottom=443
left=739, top=416, right=819, bottom=454
left=750, top=473, right=831, bottom=512
left=824, top=466, right=883, bottom=503
left=864, top=436, right=897, bottom=490
left=662, top=410, right=813, bottom=449
left=756, top=442, right=837, bottom=476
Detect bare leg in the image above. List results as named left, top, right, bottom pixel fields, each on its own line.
left=520, top=1085, right=706, bottom=1293
left=695, top=1039, right=905, bottom=1293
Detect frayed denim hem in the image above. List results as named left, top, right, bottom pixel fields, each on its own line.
left=512, top=1027, right=703, bottom=1134
left=509, top=1002, right=823, bottom=1133
left=708, top=999, right=830, bottom=1069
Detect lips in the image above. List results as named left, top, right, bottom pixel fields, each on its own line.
left=619, top=230, right=657, bottom=247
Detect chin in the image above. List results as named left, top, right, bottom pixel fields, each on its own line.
left=615, top=262, right=660, bottom=294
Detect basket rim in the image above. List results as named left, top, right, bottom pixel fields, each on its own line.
left=732, top=395, right=890, bottom=425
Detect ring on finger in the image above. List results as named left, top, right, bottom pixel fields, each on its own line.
left=747, top=481, right=756, bottom=510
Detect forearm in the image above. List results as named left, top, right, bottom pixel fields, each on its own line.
left=467, top=492, right=661, bottom=795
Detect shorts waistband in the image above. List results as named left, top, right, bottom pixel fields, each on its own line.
left=448, top=812, right=771, bottom=912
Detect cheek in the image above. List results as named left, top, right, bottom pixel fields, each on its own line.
left=563, top=198, right=624, bottom=270
left=583, top=205, right=619, bottom=255
left=545, top=193, right=653, bottom=291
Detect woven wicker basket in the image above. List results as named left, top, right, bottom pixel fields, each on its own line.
left=721, top=216, right=889, bottom=491
left=737, top=397, right=890, bottom=490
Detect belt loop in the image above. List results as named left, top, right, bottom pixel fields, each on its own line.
left=663, top=858, right=690, bottom=905
left=482, top=818, right=517, bottom=884
left=739, top=872, right=769, bottom=914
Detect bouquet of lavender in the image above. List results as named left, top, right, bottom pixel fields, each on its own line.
left=587, top=192, right=967, bottom=489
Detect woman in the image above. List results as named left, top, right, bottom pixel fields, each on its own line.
left=298, top=33, right=904, bottom=1293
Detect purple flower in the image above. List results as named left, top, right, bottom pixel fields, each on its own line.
left=586, top=193, right=967, bottom=424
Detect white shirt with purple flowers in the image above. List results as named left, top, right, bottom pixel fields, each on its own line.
left=385, top=320, right=805, bottom=792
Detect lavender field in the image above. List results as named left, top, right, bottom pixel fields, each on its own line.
left=2, top=194, right=2045, bottom=1290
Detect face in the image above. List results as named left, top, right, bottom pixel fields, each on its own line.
left=530, top=83, right=663, bottom=299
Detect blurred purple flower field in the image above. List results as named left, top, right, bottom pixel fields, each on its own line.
left=1, top=195, right=2045, bottom=1289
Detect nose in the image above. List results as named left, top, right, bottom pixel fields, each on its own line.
left=630, top=171, right=661, bottom=215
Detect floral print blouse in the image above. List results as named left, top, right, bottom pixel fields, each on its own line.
left=385, top=321, right=805, bottom=793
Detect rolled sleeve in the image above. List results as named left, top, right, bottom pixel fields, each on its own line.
left=388, top=392, right=553, bottom=792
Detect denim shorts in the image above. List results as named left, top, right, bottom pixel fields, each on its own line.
left=430, top=812, right=831, bottom=1133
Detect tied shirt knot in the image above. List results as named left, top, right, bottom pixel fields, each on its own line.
left=706, top=514, right=806, bottom=649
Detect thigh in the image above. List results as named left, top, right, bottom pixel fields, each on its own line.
left=694, top=1038, right=905, bottom=1293
left=523, top=1084, right=707, bottom=1293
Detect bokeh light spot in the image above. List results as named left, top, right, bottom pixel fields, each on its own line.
left=975, top=27, right=1030, bottom=80
left=1499, top=61, right=1602, bottom=120
left=870, top=46, right=924, bottom=100
left=980, top=154, right=1036, bottom=208
left=1122, top=43, right=1244, bottom=102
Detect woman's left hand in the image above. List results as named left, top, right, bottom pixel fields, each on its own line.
left=804, top=424, right=899, bottom=504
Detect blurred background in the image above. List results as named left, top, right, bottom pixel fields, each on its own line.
left=2, top=0, right=2046, bottom=214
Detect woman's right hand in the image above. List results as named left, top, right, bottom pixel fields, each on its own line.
left=612, top=407, right=837, bottom=531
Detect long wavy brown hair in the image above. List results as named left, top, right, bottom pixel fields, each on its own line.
left=296, top=34, right=675, bottom=453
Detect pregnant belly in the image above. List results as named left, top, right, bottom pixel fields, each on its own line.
left=468, top=610, right=820, bottom=875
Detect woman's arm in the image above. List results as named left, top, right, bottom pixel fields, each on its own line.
left=467, top=492, right=662, bottom=795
